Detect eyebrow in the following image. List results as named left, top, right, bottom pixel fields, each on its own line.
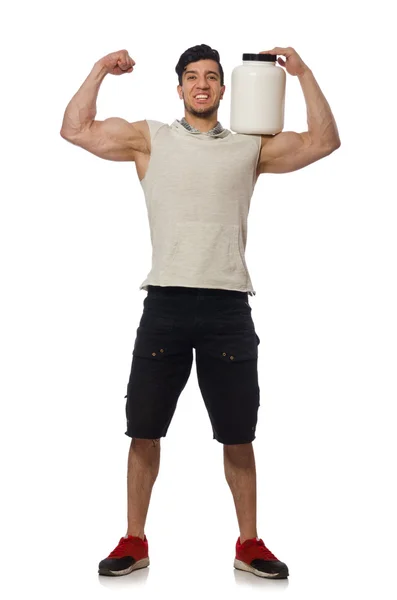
left=184, top=70, right=219, bottom=78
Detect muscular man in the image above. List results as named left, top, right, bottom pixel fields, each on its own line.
left=60, top=44, right=340, bottom=579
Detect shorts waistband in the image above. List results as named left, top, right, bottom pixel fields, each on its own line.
left=147, top=285, right=248, bottom=300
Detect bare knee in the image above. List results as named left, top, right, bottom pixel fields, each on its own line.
left=224, top=442, right=252, bottom=452
left=224, top=442, right=253, bottom=461
left=131, top=437, right=161, bottom=449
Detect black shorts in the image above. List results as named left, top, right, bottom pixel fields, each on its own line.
left=124, top=285, right=261, bottom=445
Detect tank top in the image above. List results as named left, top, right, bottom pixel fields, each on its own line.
left=138, top=119, right=261, bottom=296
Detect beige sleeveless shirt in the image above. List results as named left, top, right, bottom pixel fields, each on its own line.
left=138, top=119, right=261, bottom=296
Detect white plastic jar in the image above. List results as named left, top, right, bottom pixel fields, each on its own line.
left=230, top=53, right=286, bottom=135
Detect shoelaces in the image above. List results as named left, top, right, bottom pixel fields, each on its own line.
left=109, top=537, right=138, bottom=558
left=243, top=538, right=278, bottom=560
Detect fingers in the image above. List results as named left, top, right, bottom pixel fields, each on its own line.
left=119, top=61, right=131, bottom=71
left=118, top=49, right=135, bottom=71
left=118, top=56, right=135, bottom=72
left=260, top=47, right=294, bottom=56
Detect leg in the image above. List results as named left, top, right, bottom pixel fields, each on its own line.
left=223, top=442, right=258, bottom=544
left=124, top=296, right=193, bottom=540
left=126, top=438, right=161, bottom=539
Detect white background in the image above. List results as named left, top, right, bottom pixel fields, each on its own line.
left=1, top=0, right=396, bottom=598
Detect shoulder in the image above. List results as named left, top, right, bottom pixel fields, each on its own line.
left=229, top=132, right=262, bottom=163
left=231, top=131, right=262, bottom=147
left=130, top=120, right=168, bottom=155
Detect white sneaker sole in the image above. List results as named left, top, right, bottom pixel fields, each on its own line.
left=99, top=557, right=150, bottom=576
left=234, top=558, right=285, bottom=579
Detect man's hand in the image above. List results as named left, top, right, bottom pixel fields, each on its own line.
left=260, top=47, right=308, bottom=77
left=97, top=49, right=135, bottom=76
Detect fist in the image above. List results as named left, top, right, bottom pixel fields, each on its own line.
left=98, top=50, right=135, bottom=76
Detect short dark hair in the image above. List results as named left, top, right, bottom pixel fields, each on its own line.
left=175, top=44, right=224, bottom=86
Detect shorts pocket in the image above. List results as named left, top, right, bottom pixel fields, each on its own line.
left=132, top=330, right=187, bottom=360
left=139, top=308, right=175, bottom=333
left=203, top=329, right=259, bottom=362
left=215, top=308, right=256, bottom=335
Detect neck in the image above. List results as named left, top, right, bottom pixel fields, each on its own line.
left=183, top=113, right=219, bottom=133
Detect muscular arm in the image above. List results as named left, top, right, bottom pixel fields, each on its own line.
left=60, top=60, right=148, bottom=161
left=257, top=68, right=341, bottom=175
left=62, top=117, right=149, bottom=161
left=256, top=130, right=335, bottom=175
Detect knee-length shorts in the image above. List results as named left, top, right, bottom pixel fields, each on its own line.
left=124, top=285, right=261, bottom=445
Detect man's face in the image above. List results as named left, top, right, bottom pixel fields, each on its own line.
left=177, top=59, right=225, bottom=119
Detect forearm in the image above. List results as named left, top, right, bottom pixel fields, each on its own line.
left=60, top=61, right=108, bottom=136
left=298, top=68, right=341, bottom=147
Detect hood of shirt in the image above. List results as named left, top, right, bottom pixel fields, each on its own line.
left=171, top=119, right=231, bottom=140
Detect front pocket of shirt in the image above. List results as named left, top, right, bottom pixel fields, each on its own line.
left=165, top=221, right=246, bottom=277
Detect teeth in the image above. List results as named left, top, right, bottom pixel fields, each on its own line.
left=196, top=95, right=208, bottom=99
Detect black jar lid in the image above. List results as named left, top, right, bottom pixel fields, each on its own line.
left=242, top=53, right=276, bottom=61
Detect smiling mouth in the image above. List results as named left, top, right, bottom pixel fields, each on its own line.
left=194, top=96, right=210, bottom=103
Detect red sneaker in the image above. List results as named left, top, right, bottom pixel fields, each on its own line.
left=234, top=536, right=289, bottom=579
left=98, top=535, right=149, bottom=576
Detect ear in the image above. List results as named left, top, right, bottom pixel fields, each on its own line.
left=177, top=84, right=183, bottom=100
left=220, top=84, right=226, bottom=99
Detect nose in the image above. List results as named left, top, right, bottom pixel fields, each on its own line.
left=196, top=77, right=210, bottom=89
